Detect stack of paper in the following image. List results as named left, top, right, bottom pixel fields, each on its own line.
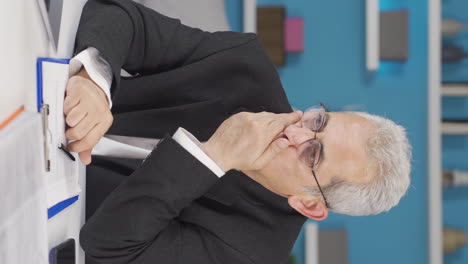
left=0, top=112, right=48, bottom=264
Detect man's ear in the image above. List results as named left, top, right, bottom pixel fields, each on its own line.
left=287, top=196, right=328, bottom=221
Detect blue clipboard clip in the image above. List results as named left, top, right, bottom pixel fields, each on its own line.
left=48, top=195, right=79, bottom=219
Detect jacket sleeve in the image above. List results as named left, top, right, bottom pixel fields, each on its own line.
left=74, top=0, right=256, bottom=96
left=79, top=137, right=250, bottom=263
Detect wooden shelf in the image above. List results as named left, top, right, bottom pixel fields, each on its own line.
left=442, top=84, right=468, bottom=97
left=442, top=121, right=468, bottom=134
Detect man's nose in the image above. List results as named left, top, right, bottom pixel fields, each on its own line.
left=283, top=125, right=315, bottom=146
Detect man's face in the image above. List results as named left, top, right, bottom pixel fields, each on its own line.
left=258, top=112, right=375, bottom=200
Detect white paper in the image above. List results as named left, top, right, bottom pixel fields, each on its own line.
left=0, top=112, right=48, bottom=264
left=42, top=61, right=81, bottom=208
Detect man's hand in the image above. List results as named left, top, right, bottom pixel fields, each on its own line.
left=63, top=68, right=113, bottom=165
left=202, top=111, right=302, bottom=172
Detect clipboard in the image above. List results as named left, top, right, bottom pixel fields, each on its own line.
left=37, top=57, right=80, bottom=217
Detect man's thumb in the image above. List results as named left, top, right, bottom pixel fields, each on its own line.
left=79, top=149, right=92, bottom=165
left=254, top=138, right=290, bottom=169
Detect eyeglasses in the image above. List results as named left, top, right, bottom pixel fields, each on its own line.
left=297, top=103, right=329, bottom=208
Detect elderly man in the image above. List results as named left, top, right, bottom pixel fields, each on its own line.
left=67, top=0, right=412, bottom=263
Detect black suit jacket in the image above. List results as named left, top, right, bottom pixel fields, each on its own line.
left=75, top=1, right=306, bottom=263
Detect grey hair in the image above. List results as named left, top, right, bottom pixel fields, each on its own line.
left=306, top=112, right=412, bottom=216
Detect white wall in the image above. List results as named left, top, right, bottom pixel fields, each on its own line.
left=0, top=0, right=50, bottom=121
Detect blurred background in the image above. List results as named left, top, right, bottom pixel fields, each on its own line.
left=227, top=1, right=468, bottom=264
left=1, top=0, right=467, bottom=264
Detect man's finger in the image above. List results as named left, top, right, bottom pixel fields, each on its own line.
left=254, top=137, right=291, bottom=169
left=266, top=111, right=303, bottom=139
left=265, top=111, right=302, bottom=141
left=273, top=132, right=286, bottom=141
left=78, top=149, right=92, bottom=165
left=278, top=111, right=303, bottom=125
left=68, top=123, right=106, bottom=153
left=65, top=75, right=84, bottom=96
left=66, top=113, right=96, bottom=141
left=63, top=95, right=80, bottom=116
left=65, top=104, right=87, bottom=128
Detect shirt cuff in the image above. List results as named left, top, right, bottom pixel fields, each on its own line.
left=69, top=47, right=113, bottom=108
left=172, top=128, right=225, bottom=177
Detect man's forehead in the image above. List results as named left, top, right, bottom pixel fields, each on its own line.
left=324, top=112, right=374, bottom=133
left=320, top=112, right=375, bottom=184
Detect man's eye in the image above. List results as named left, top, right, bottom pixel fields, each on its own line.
left=309, top=152, right=316, bottom=165
left=304, top=146, right=317, bottom=165
left=302, top=118, right=313, bottom=129
left=301, top=141, right=321, bottom=167
left=309, top=143, right=322, bottom=166
left=314, top=117, right=322, bottom=130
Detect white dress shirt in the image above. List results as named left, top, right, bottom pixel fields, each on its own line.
left=69, top=48, right=225, bottom=177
